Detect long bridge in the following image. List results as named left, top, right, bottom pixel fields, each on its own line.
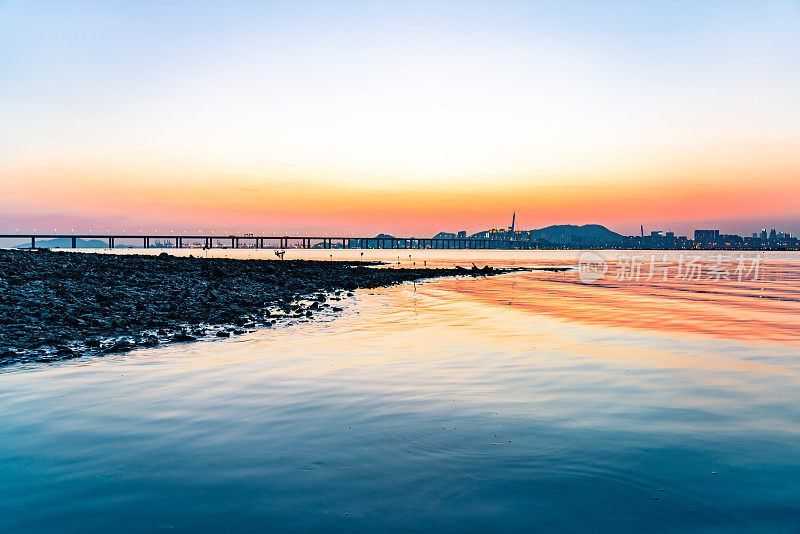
left=0, top=234, right=547, bottom=250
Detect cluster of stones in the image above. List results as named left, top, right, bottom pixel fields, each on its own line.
left=0, top=250, right=483, bottom=366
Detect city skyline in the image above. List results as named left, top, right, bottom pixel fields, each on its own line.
left=4, top=218, right=798, bottom=251
left=2, top=212, right=799, bottom=243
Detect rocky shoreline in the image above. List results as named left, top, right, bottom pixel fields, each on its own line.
left=0, top=249, right=504, bottom=367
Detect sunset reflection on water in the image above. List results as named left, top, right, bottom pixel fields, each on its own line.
left=2, top=250, right=800, bottom=532
left=429, top=260, right=800, bottom=347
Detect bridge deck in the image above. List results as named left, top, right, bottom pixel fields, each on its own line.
left=0, top=234, right=543, bottom=250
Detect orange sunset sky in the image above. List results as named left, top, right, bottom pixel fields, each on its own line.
left=2, top=1, right=799, bottom=237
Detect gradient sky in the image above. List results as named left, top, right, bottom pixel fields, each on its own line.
left=2, top=0, right=799, bottom=236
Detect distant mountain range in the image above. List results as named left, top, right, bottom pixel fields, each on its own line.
left=13, top=237, right=111, bottom=249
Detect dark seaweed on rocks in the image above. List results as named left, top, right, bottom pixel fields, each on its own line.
left=0, top=250, right=497, bottom=367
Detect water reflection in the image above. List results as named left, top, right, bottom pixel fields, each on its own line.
left=431, top=263, right=800, bottom=346
left=1, top=254, right=800, bottom=532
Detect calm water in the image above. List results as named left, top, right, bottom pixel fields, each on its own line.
left=2, top=250, right=800, bottom=532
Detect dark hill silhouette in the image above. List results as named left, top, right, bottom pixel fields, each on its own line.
left=13, top=237, right=110, bottom=249
left=529, top=224, right=623, bottom=244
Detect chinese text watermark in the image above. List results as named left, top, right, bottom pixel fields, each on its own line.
left=577, top=253, right=761, bottom=283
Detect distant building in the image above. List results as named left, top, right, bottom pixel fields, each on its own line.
left=719, top=234, right=743, bottom=246
left=694, top=229, right=719, bottom=242
left=457, top=230, right=466, bottom=238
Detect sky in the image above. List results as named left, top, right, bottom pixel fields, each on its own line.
left=1, top=0, right=799, bottom=237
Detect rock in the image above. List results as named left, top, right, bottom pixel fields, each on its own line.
left=215, top=331, right=230, bottom=338
left=0, top=249, right=495, bottom=366
left=102, top=339, right=136, bottom=353
left=172, top=332, right=196, bottom=342
left=140, top=335, right=159, bottom=347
